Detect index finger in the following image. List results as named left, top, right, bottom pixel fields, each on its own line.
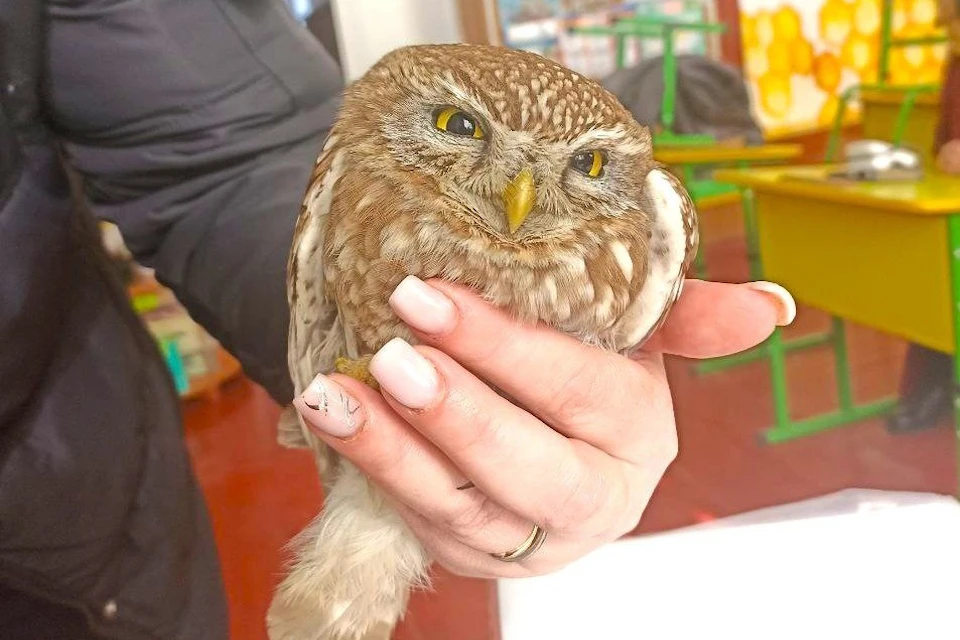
left=641, top=279, right=795, bottom=358
left=388, top=276, right=662, bottom=434
left=386, top=276, right=793, bottom=425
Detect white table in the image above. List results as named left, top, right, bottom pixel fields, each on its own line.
left=497, top=489, right=960, bottom=639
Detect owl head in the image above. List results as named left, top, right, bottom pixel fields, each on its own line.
left=336, top=44, right=656, bottom=247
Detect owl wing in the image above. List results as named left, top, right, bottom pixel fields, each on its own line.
left=616, top=166, right=699, bottom=356
left=278, top=131, right=351, bottom=477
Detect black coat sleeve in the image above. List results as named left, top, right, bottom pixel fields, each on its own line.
left=44, top=0, right=344, bottom=404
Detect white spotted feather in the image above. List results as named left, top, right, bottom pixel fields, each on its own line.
left=615, top=168, right=699, bottom=354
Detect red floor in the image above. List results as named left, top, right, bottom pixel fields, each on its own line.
left=182, top=209, right=957, bottom=640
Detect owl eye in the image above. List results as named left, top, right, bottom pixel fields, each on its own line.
left=434, top=107, right=484, bottom=139
left=570, top=150, right=606, bottom=178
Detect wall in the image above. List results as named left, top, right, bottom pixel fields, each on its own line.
left=738, top=0, right=946, bottom=138
left=717, top=0, right=744, bottom=67
left=330, top=0, right=465, bottom=81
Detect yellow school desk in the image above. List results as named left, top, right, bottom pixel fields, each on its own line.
left=713, top=164, right=960, bottom=491
left=654, top=143, right=805, bottom=166
left=653, top=143, right=804, bottom=282
left=654, top=143, right=804, bottom=209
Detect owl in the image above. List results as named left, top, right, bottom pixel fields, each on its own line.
left=267, top=44, right=699, bottom=640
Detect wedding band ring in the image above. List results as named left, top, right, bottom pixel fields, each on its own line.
left=490, top=524, right=546, bottom=562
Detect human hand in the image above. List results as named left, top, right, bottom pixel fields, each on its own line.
left=937, top=139, right=960, bottom=175
left=292, top=276, right=795, bottom=578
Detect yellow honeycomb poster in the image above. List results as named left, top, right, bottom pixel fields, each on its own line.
left=740, top=0, right=948, bottom=138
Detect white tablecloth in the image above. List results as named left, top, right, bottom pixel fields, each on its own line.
left=497, top=489, right=960, bottom=639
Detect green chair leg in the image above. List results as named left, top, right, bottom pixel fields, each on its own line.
left=760, top=317, right=896, bottom=444
left=693, top=244, right=708, bottom=280
left=832, top=316, right=854, bottom=412
left=695, top=332, right=833, bottom=375
left=768, top=326, right=791, bottom=430
left=946, top=215, right=960, bottom=496
left=740, top=186, right=762, bottom=281
left=693, top=177, right=764, bottom=376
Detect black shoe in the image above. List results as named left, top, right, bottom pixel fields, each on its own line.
left=886, top=384, right=953, bottom=434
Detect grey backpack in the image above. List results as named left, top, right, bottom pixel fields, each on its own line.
left=602, top=54, right=764, bottom=145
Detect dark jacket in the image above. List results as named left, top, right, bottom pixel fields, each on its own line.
left=0, top=1, right=342, bottom=637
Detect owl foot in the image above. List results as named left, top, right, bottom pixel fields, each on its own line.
left=334, top=355, right=379, bottom=389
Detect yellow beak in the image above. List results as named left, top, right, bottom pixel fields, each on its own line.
left=502, top=167, right=536, bottom=234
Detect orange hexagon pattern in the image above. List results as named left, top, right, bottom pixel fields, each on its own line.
left=741, top=0, right=948, bottom=131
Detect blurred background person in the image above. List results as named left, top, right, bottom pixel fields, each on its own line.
left=886, top=0, right=960, bottom=434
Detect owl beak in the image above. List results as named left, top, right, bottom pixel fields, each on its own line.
left=503, top=167, right=536, bottom=234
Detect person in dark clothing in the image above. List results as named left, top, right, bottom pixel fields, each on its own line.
left=0, top=1, right=793, bottom=638
left=1, top=1, right=341, bottom=637
left=886, top=0, right=960, bottom=434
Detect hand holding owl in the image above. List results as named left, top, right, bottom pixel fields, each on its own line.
left=937, top=139, right=960, bottom=175
left=290, top=276, right=794, bottom=581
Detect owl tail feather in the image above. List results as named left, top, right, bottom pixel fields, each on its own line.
left=267, top=462, right=430, bottom=640
left=277, top=405, right=311, bottom=449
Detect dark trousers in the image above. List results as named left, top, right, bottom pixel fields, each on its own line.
left=898, top=56, right=960, bottom=400
left=899, top=344, right=953, bottom=397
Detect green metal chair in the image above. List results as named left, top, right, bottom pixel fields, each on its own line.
left=570, top=12, right=724, bottom=146
left=701, top=63, right=946, bottom=441
left=699, top=0, right=948, bottom=377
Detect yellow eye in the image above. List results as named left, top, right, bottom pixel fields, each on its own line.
left=571, top=150, right=606, bottom=178
left=434, top=107, right=484, bottom=139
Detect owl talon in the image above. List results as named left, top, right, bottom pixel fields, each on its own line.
left=335, top=355, right=379, bottom=389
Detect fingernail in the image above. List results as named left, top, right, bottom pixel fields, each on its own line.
left=389, top=276, right=457, bottom=335
left=745, top=281, right=796, bottom=326
left=369, top=338, right=439, bottom=410
left=293, top=374, right=365, bottom=439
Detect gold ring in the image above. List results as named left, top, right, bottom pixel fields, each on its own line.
left=490, top=524, right=547, bottom=562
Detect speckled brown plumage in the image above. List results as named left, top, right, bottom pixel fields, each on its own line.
left=270, top=44, right=699, bottom=640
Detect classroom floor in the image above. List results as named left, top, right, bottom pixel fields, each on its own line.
left=182, top=200, right=957, bottom=640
